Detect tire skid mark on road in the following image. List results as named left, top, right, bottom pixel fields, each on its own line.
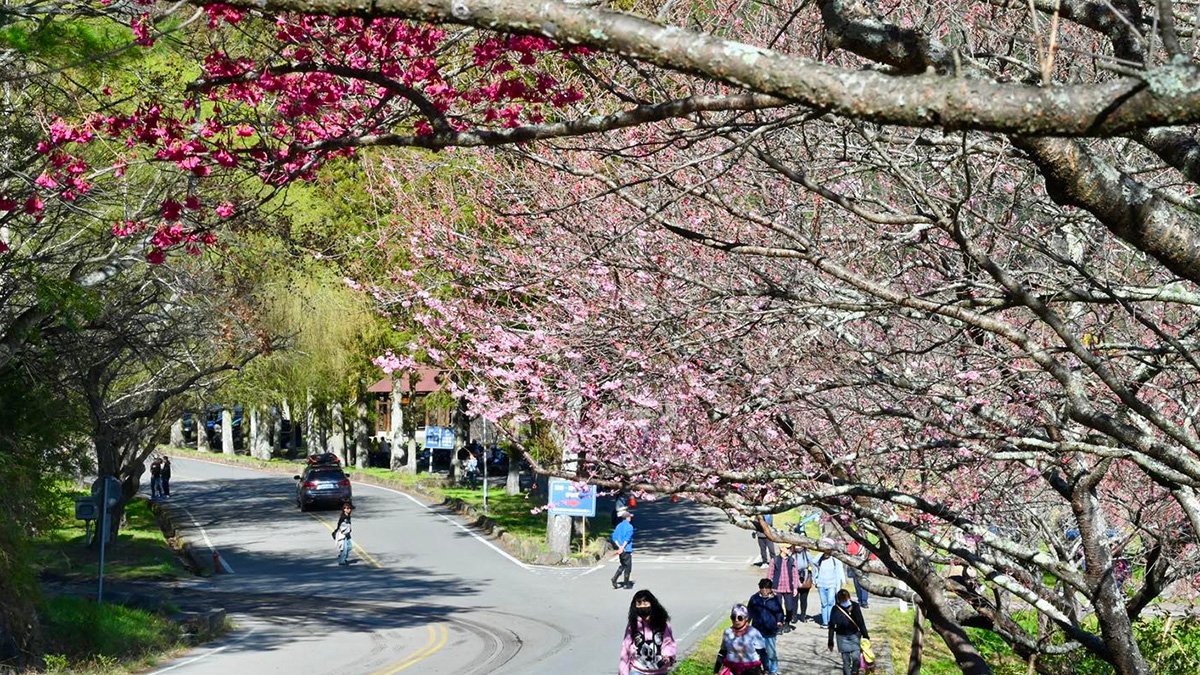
left=370, top=624, right=448, bottom=675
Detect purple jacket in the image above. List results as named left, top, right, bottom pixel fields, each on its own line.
left=619, top=618, right=675, bottom=675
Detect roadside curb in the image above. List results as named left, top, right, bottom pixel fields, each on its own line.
left=147, top=497, right=207, bottom=576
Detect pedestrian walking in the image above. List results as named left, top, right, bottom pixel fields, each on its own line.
left=791, top=546, right=815, bottom=622
left=149, top=458, right=163, bottom=500
left=333, top=502, right=353, bottom=566
left=611, top=508, right=635, bottom=589
left=827, top=589, right=870, bottom=675
left=846, top=540, right=870, bottom=608
left=713, top=603, right=767, bottom=675
left=747, top=579, right=785, bottom=674
left=160, top=456, right=172, bottom=498
left=766, top=545, right=801, bottom=628
left=618, top=589, right=676, bottom=675
left=752, top=514, right=776, bottom=566
left=813, top=543, right=846, bottom=627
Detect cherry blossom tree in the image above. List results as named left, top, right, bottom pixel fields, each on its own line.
left=13, top=0, right=1200, bottom=672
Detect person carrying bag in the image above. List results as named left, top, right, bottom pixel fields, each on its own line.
left=827, top=589, right=870, bottom=675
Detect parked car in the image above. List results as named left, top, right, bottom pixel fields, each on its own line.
left=306, top=452, right=341, bottom=467
left=294, top=464, right=352, bottom=512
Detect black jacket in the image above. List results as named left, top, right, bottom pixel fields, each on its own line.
left=827, top=602, right=869, bottom=642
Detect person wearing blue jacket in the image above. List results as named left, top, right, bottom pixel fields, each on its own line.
left=747, top=579, right=786, bottom=674
left=611, top=508, right=635, bottom=589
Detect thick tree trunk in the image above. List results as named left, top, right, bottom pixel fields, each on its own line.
left=169, top=418, right=184, bottom=447
left=251, top=407, right=271, bottom=459
left=270, top=403, right=283, bottom=455
left=1075, top=479, right=1150, bottom=675
left=354, top=388, right=370, bottom=469
left=197, top=409, right=211, bottom=452
left=506, top=461, right=521, bottom=495
left=389, top=379, right=406, bottom=471
left=330, top=401, right=346, bottom=464
left=221, top=408, right=235, bottom=455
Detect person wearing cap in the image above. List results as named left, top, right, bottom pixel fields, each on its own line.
left=747, top=579, right=785, bottom=674
left=611, top=507, right=635, bottom=589
left=813, top=541, right=846, bottom=626
left=714, top=604, right=767, bottom=675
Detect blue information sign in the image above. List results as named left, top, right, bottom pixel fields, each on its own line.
left=548, top=478, right=597, bottom=517
left=423, top=426, right=456, bottom=450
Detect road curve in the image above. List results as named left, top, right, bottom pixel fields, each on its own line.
left=147, top=457, right=758, bottom=674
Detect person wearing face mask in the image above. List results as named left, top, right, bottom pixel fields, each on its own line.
left=619, top=589, right=676, bottom=675
left=827, top=589, right=869, bottom=675
left=714, top=604, right=767, bottom=675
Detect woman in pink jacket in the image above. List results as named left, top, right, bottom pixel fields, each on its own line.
left=619, top=589, right=676, bottom=675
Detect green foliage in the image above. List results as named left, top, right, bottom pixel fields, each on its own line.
left=879, top=608, right=1200, bottom=675
left=40, top=596, right=181, bottom=665
left=0, top=19, right=132, bottom=62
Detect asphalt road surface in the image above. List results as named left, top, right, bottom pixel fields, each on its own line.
left=146, top=458, right=764, bottom=675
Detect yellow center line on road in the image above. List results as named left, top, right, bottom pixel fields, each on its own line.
left=306, top=512, right=384, bottom=569
left=370, top=624, right=449, bottom=675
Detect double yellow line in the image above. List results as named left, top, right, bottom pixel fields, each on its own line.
left=371, top=624, right=449, bottom=674
left=305, top=512, right=383, bottom=568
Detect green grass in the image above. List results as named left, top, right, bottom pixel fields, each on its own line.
left=672, top=617, right=727, bottom=674
left=33, top=495, right=187, bottom=581
left=442, top=485, right=549, bottom=539
left=40, top=596, right=183, bottom=674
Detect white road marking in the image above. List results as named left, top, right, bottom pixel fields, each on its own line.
left=355, top=481, right=536, bottom=572
left=680, top=612, right=715, bottom=643
left=175, top=456, right=541, bottom=573
left=147, top=625, right=258, bottom=673
left=182, top=506, right=235, bottom=574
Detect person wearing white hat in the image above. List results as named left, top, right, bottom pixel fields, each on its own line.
left=813, top=543, right=846, bottom=627
left=611, top=508, right=636, bottom=589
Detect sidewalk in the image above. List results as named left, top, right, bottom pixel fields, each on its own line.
left=774, top=603, right=895, bottom=674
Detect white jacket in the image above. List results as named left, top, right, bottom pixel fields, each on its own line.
left=813, top=553, right=845, bottom=588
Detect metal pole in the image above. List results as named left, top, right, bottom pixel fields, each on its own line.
left=97, top=480, right=109, bottom=603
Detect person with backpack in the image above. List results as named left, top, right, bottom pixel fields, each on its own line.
left=149, top=458, right=163, bottom=500
left=827, top=589, right=870, bottom=675
left=333, top=502, right=354, bottom=566
left=618, top=589, right=676, bottom=675
left=813, top=543, right=846, bottom=627
left=160, top=456, right=172, bottom=498
left=752, top=514, right=776, bottom=567
left=746, top=579, right=785, bottom=674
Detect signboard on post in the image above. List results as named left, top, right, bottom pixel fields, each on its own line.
left=548, top=478, right=597, bottom=517
left=423, top=426, right=456, bottom=450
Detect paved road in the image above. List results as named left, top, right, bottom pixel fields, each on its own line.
left=146, top=458, right=765, bottom=675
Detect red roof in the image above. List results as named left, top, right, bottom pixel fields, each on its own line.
left=368, top=365, right=443, bottom=395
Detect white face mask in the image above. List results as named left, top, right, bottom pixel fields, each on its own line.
left=839, top=601, right=851, bottom=608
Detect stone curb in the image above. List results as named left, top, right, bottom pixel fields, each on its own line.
left=146, top=497, right=208, bottom=576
